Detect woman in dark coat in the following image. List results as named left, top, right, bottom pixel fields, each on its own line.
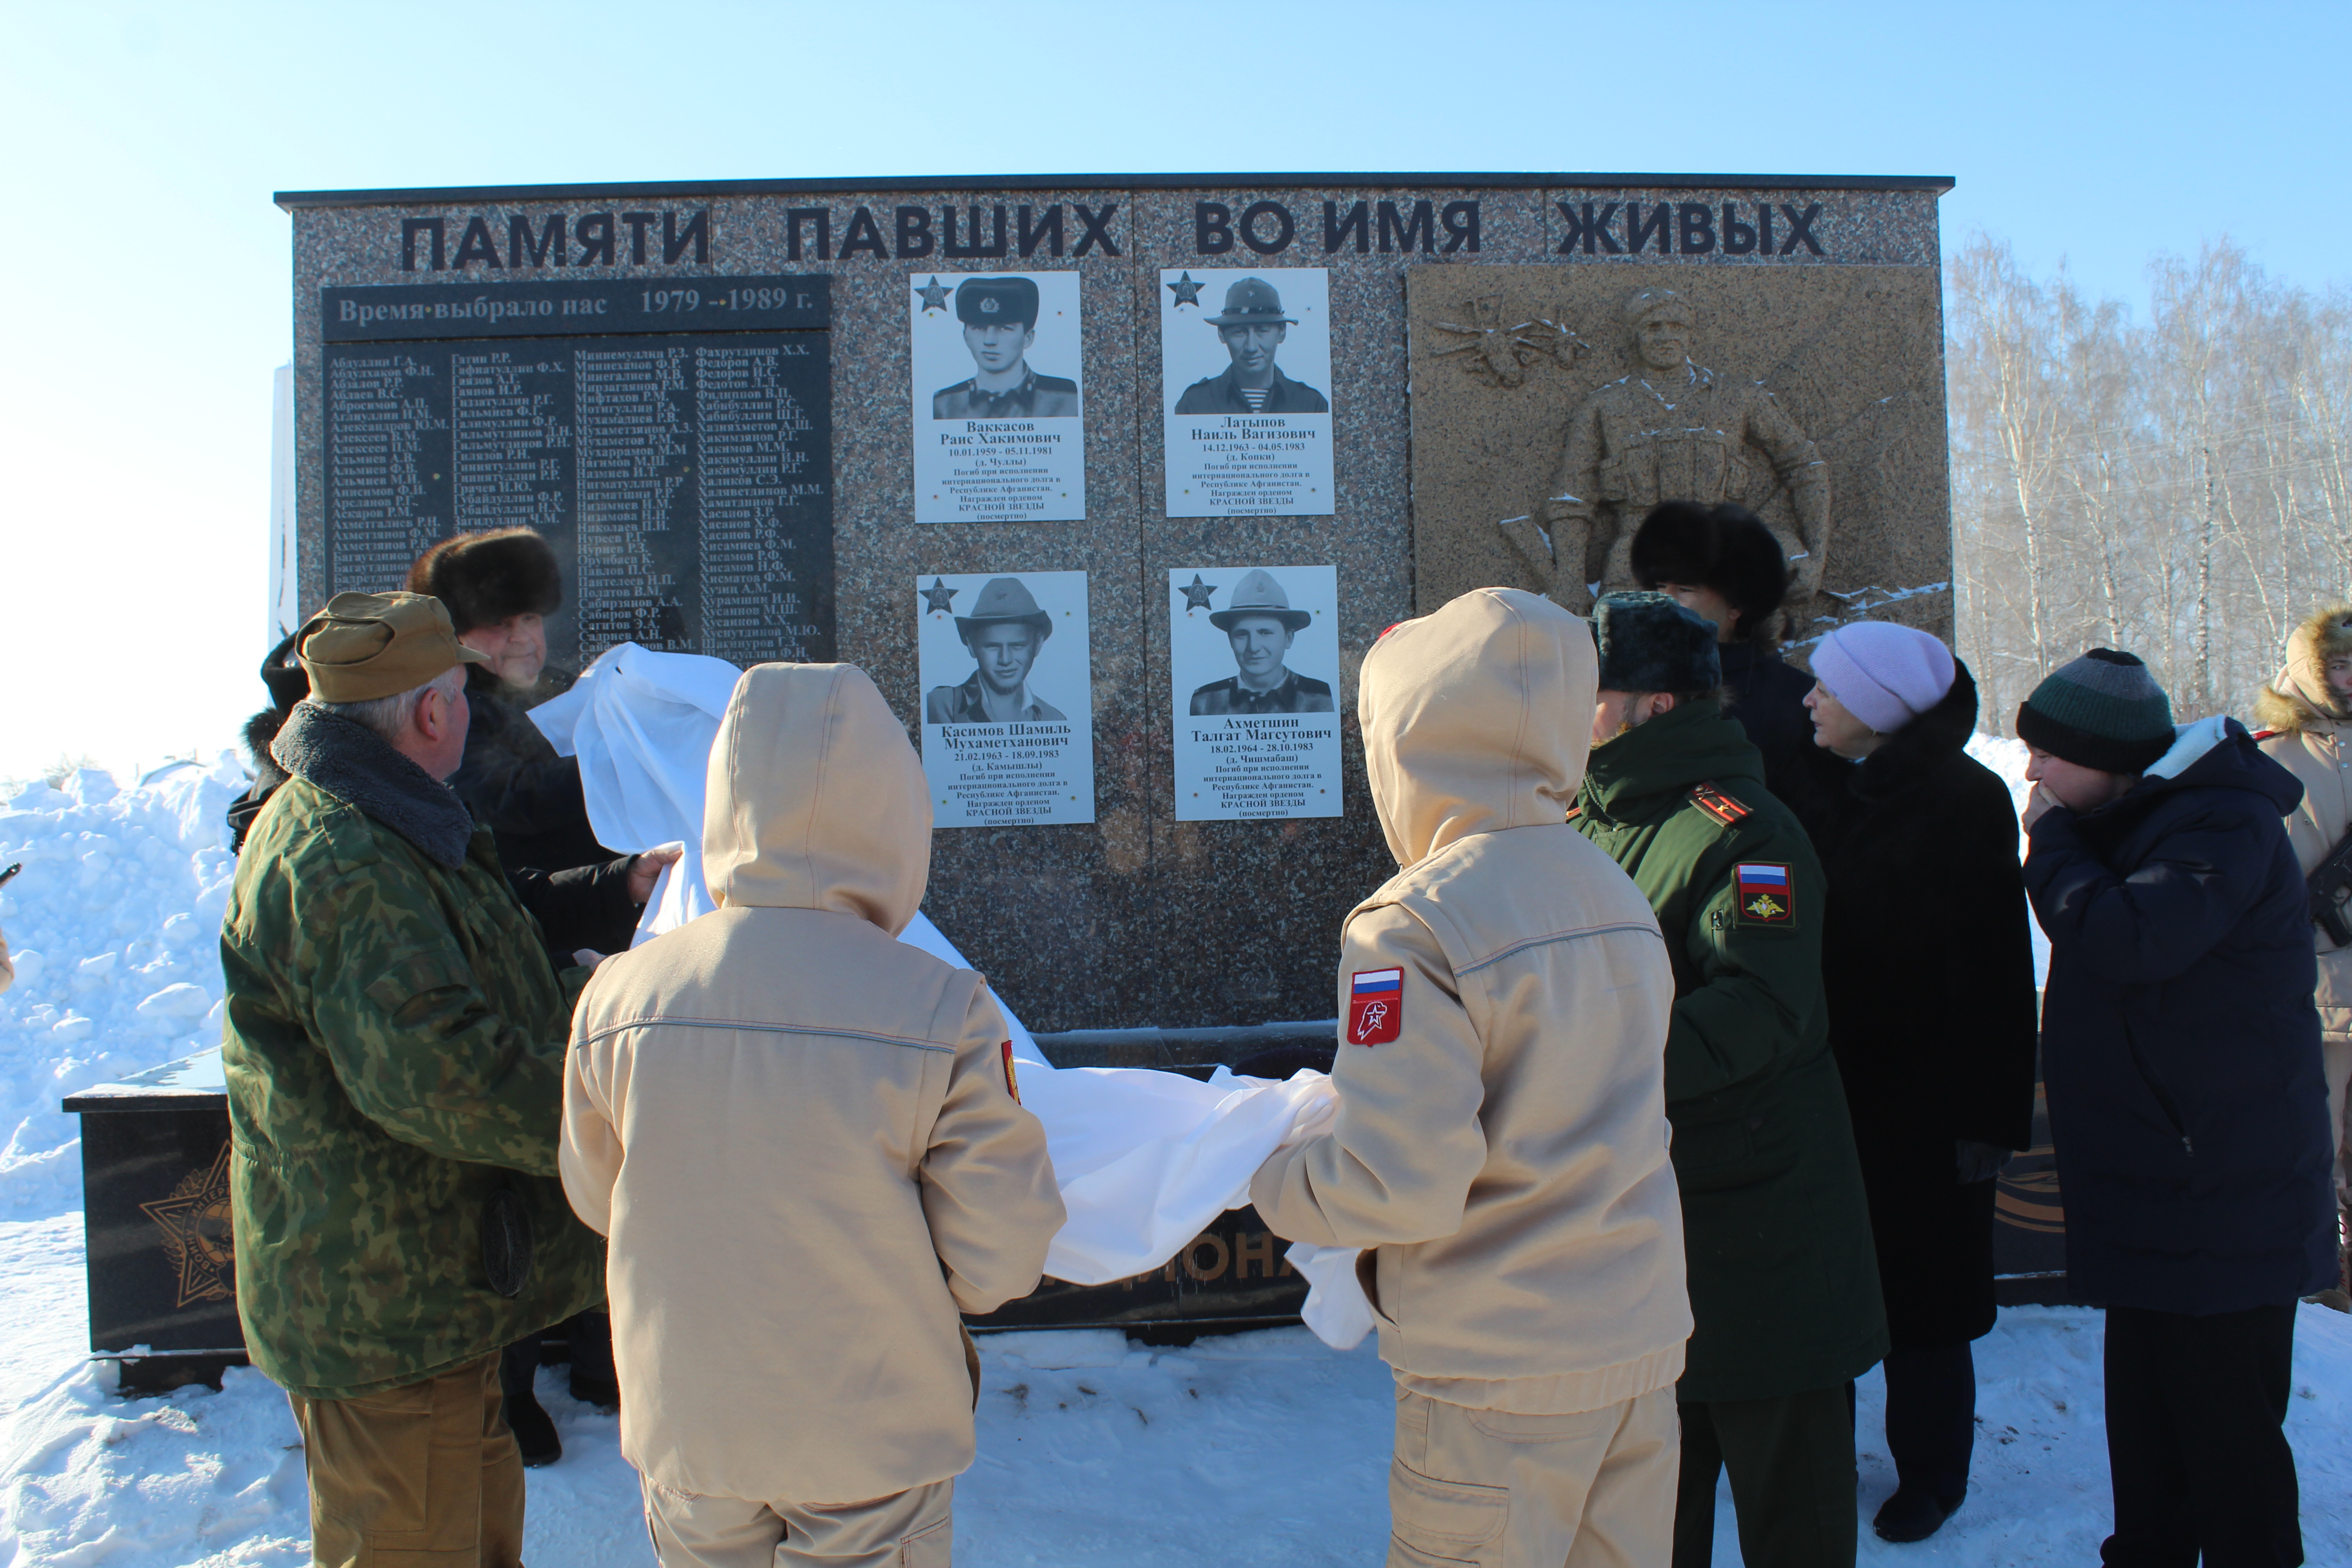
left=408, top=528, right=615, bottom=876
left=1793, top=622, right=2040, bottom=1544
left=407, top=526, right=633, bottom=1462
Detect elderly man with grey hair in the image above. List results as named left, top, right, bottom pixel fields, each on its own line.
left=220, top=591, right=666, bottom=1566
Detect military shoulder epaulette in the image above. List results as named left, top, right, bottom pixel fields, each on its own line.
left=1689, top=781, right=1750, bottom=826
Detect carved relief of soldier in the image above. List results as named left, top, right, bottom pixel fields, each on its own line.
left=1509, top=286, right=1830, bottom=614
left=931, top=276, right=1079, bottom=420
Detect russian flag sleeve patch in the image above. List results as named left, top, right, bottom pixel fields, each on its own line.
left=1734, top=862, right=1794, bottom=926
left=1348, top=968, right=1404, bottom=1045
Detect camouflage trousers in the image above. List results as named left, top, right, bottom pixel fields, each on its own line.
left=288, top=1352, right=524, bottom=1567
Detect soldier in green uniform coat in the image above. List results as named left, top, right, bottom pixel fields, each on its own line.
left=220, top=593, right=617, bottom=1565
left=1572, top=593, right=1887, bottom=1568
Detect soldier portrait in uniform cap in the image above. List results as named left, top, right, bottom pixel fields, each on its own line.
left=1189, top=569, right=1334, bottom=715
left=930, top=275, right=1080, bottom=420
left=1173, top=277, right=1329, bottom=415
left=923, top=576, right=1068, bottom=723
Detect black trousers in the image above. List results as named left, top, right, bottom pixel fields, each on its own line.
left=1672, top=1383, right=1857, bottom=1568
left=1882, top=1341, right=1976, bottom=1504
left=2101, top=1303, right=2302, bottom=1568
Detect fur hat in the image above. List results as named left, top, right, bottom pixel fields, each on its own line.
left=1593, top=592, right=1721, bottom=695
left=405, top=528, right=563, bottom=634
left=1629, top=503, right=1792, bottom=640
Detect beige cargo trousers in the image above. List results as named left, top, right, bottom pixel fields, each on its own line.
left=1386, top=1386, right=1680, bottom=1568
left=641, top=1477, right=954, bottom=1568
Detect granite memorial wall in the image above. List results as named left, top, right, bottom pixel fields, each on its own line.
left=281, top=174, right=1954, bottom=1031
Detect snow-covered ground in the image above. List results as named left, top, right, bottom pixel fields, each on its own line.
left=2, top=747, right=2347, bottom=1566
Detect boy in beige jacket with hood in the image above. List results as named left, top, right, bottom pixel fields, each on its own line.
left=2257, top=601, right=2352, bottom=1307
left=1252, top=588, right=1690, bottom=1568
left=560, top=662, right=1065, bottom=1567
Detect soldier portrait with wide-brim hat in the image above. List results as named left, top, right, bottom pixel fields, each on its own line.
left=929, top=274, right=1079, bottom=420
left=1191, top=568, right=1333, bottom=715
left=925, top=575, right=1067, bottom=723
left=1174, top=276, right=1330, bottom=416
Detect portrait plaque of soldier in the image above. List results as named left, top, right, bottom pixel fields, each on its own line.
left=930, top=276, right=1079, bottom=420
left=910, top=272, right=1085, bottom=524
left=923, top=576, right=1066, bottom=723
left=1160, top=268, right=1335, bottom=519
left=1169, top=564, right=1342, bottom=821
left=915, top=570, right=1094, bottom=826
left=1189, top=569, right=1336, bottom=715
left=1518, top=286, right=1829, bottom=611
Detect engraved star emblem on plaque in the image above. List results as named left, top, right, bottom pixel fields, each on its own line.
left=915, top=275, right=952, bottom=313
left=1166, top=271, right=1205, bottom=308
left=1179, top=574, right=1218, bottom=612
left=920, top=578, right=960, bottom=614
left=140, top=1143, right=236, bottom=1308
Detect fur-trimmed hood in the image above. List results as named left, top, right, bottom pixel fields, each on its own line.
left=2255, top=602, right=2352, bottom=734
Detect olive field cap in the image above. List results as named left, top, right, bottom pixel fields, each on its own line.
left=297, top=591, right=488, bottom=702
left=1210, top=569, right=1313, bottom=632
left=954, top=577, right=1054, bottom=641
left=1204, top=277, right=1296, bottom=327
left=956, top=275, right=1039, bottom=329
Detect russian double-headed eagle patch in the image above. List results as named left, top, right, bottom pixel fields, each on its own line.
left=1735, top=862, right=1794, bottom=926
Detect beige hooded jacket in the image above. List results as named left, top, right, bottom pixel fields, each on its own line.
left=1250, top=588, right=1690, bottom=1412
left=2256, top=604, right=2352, bottom=1026
left=560, top=663, right=1064, bottom=1505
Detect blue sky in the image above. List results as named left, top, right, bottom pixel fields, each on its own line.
left=2, top=0, right=2342, bottom=780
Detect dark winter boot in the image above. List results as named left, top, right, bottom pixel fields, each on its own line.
left=500, top=1338, right=561, bottom=1467
left=568, top=1312, right=621, bottom=1409
left=1872, top=1487, right=1960, bottom=1543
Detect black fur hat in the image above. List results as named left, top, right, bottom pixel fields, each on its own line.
left=1594, top=592, right=1721, bottom=695
left=1629, top=502, right=1791, bottom=641
left=405, top=528, right=564, bottom=634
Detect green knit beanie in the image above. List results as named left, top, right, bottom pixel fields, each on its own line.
left=2015, top=648, right=2175, bottom=773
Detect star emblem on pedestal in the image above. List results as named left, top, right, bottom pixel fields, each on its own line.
left=1166, top=272, right=1205, bottom=308
left=915, top=275, right=952, bottom=313
left=920, top=578, right=960, bottom=614
left=1179, top=573, right=1218, bottom=611
left=141, top=1143, right=236, bottom=1308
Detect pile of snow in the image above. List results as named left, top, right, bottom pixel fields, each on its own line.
left=0, top=755, right=247, bottom=1218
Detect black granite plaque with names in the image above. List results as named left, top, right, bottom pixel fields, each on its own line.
left=324, top=275, right=828, bottom=343
left=322, top=279, right=833, bottom=668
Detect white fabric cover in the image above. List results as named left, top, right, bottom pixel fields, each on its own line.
left=532, top=645, right=1362, bottom=1337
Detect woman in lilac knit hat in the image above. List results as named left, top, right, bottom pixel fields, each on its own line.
left=1794, top=622, right=2041, bottom=1544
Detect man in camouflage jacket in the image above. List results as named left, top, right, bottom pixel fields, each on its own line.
left=220, top=592, right=607, bottom=1568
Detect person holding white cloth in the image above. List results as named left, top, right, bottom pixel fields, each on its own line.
left=1250, top=588, right=1690, bottom=1568
left=559, top=662, right=1064, bottom=1568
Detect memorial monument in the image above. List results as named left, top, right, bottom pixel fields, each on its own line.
left=278, top=174, right=1955, bottom=1032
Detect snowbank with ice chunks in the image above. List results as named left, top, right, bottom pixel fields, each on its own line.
left=0, top=756, right=247, bottom=1220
